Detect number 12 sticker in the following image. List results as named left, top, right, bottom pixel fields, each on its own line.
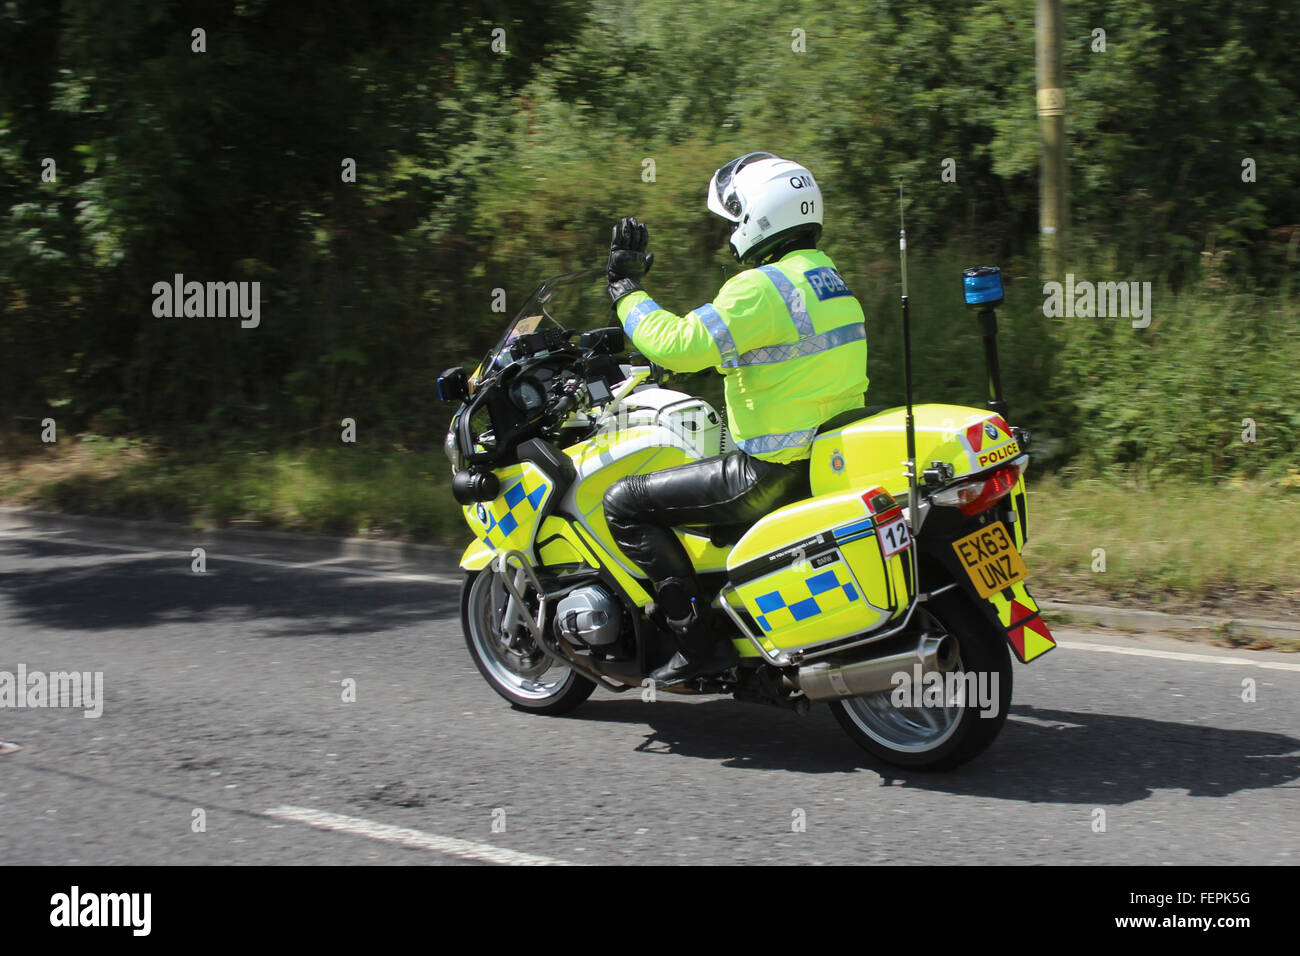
left=877, top=516, right=912, bottom=559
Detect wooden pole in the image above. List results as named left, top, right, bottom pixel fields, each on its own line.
left=1036, top=0, right=1066, bottom=276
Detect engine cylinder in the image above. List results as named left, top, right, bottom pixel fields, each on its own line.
left=554, top=586, right=621, bottom=646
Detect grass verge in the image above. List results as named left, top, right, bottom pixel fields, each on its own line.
left=1024, top=473, right=1300, bottom=620
left=0, top=433, right=462, bottom=541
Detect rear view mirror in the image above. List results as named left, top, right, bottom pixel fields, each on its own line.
left=436, top=367, right=469, bottom=402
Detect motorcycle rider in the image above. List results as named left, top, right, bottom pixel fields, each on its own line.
left=604, top=152, right=870, bottom=685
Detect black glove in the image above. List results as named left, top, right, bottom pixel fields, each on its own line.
left=607, top=216, right=654, bottom=305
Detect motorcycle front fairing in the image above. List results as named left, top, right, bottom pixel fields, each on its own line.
left=459, top=460, right=558, bottom=570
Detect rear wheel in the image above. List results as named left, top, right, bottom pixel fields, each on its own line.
left=461, top=569, right=596, bottom=715
left=828, top=590, right=1012, bottom=770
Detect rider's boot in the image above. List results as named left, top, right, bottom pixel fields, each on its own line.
left=647, top=577, right=739, bottom=686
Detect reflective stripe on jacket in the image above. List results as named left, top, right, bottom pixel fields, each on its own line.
left=615, top=249, right=869, bottom=463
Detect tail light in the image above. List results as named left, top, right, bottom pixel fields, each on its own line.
left=932, top=462, right=1022, bottom=516
left=860, top=486, right=899, bottom=517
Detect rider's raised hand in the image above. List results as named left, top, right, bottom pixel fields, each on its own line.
left=607, top=217, right=654, bottom=306
left=607, top=216, right=654, bottom=280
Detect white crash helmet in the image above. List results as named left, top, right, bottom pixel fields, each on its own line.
left=706, top=151, right=824, bottom=263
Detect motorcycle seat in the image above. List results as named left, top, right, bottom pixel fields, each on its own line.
left=815, top=404, right=886, bottom=437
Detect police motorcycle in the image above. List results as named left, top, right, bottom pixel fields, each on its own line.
left=437, top=260, right=1055, bottom=770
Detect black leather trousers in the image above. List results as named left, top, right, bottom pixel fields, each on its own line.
left=603, top=451, right=811, bottom=583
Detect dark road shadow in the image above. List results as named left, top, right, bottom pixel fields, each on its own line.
left=0, top=536, right=460, bottom=638
left=6, top=535, right=1297, bottom=807
left=574, top=696, right=1300, bottom=805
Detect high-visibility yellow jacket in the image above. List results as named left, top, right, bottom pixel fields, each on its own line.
left=615, top=249, right=869, bottom=463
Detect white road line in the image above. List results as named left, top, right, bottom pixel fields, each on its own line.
left=263, top=806, right=576, bottom=866
left=0, top=529, right=461, bottom=585
left=1006, top=714, right=1085, bottom=729
left=1057, top=639, right=1300, bottom=672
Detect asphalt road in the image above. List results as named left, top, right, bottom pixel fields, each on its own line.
left=1, top=515, right=1297, bottom=865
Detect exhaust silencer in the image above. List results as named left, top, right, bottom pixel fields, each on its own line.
left=797, top=633, right=958, bottom=701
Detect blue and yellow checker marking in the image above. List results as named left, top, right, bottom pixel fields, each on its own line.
left=478, top=479, right=549, bottom=550
left=752, top=567, right=859, bottom=632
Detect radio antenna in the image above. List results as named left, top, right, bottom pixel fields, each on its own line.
left=899, top=182, right=909, bottom=299
left=899, top=180, right=920, bottom=592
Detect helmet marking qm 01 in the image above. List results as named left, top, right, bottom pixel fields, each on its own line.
left=706, top=152, right=824, bottom=263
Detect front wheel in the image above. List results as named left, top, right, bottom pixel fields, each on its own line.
left=461, top=569, right=597, bottom=715
left=828, top=590, right=1012, bottom=770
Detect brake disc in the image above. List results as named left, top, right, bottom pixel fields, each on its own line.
left=491, top=578, right=551, bottom=678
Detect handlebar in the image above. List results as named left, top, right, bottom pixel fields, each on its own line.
left=550, top=390, right=578, bottom=420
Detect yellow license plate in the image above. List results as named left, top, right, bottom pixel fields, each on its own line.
left=952, top=521, right=1028, bottom=598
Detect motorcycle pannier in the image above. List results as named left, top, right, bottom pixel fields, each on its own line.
left=724, top=488, right=914, bottom=656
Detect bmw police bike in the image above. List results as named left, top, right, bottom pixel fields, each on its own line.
left=438, top=264, right=1055, bottom=770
